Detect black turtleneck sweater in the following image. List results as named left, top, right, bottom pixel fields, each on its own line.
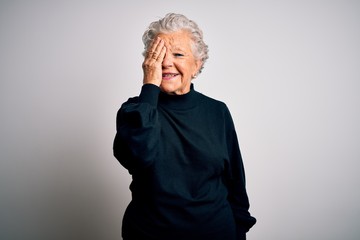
left=113, top=84, right=256, bottom=240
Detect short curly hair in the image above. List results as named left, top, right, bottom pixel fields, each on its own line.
left=142, top=13, right=209, bottom=74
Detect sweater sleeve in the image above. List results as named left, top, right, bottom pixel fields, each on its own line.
left=113, top=84, right=161, bottom=174
left=223, top=107, right=256, bottom=239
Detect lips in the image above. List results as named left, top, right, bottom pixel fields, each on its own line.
left=162, top=73, right=179, bottom=77
left=162, top=73, right=179, bottom=80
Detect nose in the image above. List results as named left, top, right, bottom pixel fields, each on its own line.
left=162, top=50, right=173, bottom=68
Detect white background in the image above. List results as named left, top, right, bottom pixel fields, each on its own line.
left=1, top=1, right=359, bottom=239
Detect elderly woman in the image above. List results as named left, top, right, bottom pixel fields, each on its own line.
left=113, top=13, right=256, bottom=240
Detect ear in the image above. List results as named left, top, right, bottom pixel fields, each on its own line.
left=193, top=60, right=203, bottom=76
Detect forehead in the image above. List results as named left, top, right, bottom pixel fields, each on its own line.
left=157, top=30, right=193, bottom=50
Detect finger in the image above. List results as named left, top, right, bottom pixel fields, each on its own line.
left=152, top=39, right=165, bottom=61
left=158, top=45, right=166, bottom=62
left=147, top=37, right=161, bottom=57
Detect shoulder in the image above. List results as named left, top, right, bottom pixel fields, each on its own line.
left=195, top=91, right=236, bottom=129
left=125, top=96, right=140, bottom=104
left=195, top=91, right=230, bottom=114
left=119, top=96, right=140, bottom=109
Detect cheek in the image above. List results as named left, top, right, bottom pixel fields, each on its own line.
left=185, top=62, right=195, bottom=74
left=175, top=60, right=195, bottom=77
left=175, top=62, right=186, bottom=74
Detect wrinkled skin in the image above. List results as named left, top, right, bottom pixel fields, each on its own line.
left=142, top=31, right=202, bottom=95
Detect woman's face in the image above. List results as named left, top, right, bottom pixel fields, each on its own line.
left=157, top=31, right=202, bottom=95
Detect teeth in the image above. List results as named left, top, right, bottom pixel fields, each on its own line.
left=163, top=73, right=176, bottom=77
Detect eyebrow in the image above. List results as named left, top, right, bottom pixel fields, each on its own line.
left=172, top=46, right=186, bottom=52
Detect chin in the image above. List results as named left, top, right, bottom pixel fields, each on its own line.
left=160, top=82, right=177, bottom=94
left=160, top=87, right=176, bottom=95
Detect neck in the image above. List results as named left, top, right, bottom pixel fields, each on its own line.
left=159, top=84, right=197, bottom=110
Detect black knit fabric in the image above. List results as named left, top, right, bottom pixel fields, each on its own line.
left=114, top=84, right=256, bottom=240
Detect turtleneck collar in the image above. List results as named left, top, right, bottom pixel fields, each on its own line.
left=158, top=84, right=198, bottom=110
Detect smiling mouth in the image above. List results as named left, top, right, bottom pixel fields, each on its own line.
left=162, top=73, right=179, bottom=78
left=162, top=73, right=179, bottom=80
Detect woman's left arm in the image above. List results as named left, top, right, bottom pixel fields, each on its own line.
left=224, top=107, right=256, bottom=239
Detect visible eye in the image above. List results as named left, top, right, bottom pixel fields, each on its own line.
left=174, top=53, right=184, bottom=57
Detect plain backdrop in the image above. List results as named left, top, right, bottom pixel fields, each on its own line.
left=1, top=0, right=359, bottom=239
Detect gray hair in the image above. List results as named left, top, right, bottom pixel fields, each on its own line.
left=142, top=13, right=209, bottom=74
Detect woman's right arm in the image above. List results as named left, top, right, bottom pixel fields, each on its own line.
left=114, top=37, right=166, bottom=173
left=113, top=84, right=161, bottom=174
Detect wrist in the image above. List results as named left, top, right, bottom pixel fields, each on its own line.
left=139, top=84, right=160, bottom=106
left=143, top=75, right=161, bottom=86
